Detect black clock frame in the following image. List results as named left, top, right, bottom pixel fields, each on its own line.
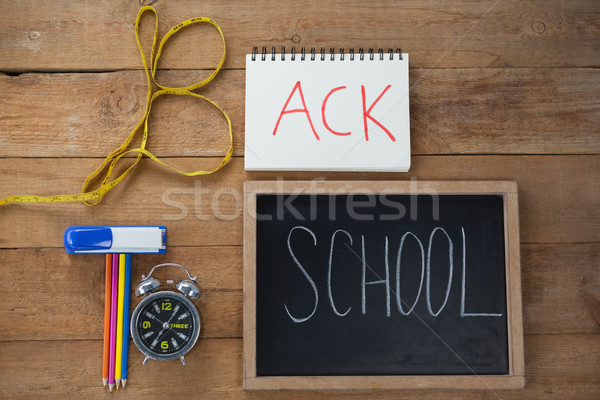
left=130, top=291, right=201, bottom=363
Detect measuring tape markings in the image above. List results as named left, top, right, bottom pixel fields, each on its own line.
left=0, top=6, right=232, bottom=206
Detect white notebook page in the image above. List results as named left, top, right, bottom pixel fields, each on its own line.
left=245, top=52, right=410, bottom=171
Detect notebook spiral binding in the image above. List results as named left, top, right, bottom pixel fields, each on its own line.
left=251, top=46, right=403, bottom=61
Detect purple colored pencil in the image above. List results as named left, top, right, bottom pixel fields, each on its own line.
left=108, top=253, right=119, bottom=392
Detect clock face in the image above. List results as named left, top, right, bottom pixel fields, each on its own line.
left=131, top=291, right=201, bottom=361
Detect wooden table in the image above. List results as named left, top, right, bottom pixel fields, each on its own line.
left=0, top=1, right=598, bottom=398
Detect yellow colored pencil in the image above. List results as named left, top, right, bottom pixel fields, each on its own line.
left=115, top=254, right=126, bottom=388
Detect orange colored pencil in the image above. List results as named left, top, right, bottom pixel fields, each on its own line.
left=102, top=254, right=112, bottom=389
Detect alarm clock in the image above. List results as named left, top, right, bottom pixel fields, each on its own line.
left=130, top=263, right=201, bottom=365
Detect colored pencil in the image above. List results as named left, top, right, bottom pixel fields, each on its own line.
left=121, top=254, right=133, bottom=389
left=115, top=254, right=126, bottom=388
left=102, top=254, right=111, bottom=389
left=108, top=254, right=119, bottom=393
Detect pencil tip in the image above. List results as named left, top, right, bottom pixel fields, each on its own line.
left=108, top=384, right=114, bottom=393
left=102, top=378, right=107, bottom=388
left=122, top=379, right=127, bottom=389
left=115, top=379, right=120, bottom=389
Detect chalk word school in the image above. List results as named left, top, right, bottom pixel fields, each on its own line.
left=284, top=226, right=502, bottom=323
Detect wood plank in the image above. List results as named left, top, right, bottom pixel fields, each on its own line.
left=1, top=0, right=599, bottom=71
left=0, top=70, right=242, bottom=158
left=1, top=68, right=599, bottom=157
left=522, top=243, right=600, bottom=335
left=0, top=247, right=241, bottom=341
left=505, top=191, right=525, bottom=376
left=0, top=334, right=598, bottom=399
left=244, top=376, right=525, bottom=391
left=0, top=156, right=598, bottom=247
left=0, top=243, right=597, bottom=341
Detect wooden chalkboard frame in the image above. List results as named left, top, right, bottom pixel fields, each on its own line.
left=243, top=181, right=524, bottom=390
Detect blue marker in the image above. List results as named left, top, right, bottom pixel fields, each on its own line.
left=64, top=226, right=166, bottom=254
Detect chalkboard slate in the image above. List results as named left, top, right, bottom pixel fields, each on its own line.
left=243, top=181, right=524, bottom=390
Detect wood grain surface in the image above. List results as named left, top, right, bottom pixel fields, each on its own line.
left=1, top=68, right=599, bottom=157
left=0, top=0, right=598, bottom=398
left=1, top=0, right=599, bottom=71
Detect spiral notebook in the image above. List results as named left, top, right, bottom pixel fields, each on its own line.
left=245, top=47, right=410, bottom=172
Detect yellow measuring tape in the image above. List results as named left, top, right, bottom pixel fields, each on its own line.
left=0, top=6, right=232, bottom=206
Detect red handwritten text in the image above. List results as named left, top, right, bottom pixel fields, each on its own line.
left=273, top=81, right=320, bottom=140
left=273, top=82, right=395, bottom=142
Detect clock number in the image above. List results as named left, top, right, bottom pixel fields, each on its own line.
left=143, top=321, right=151, bottom=329
left=161, top=341, right=169, bottom=349
left=162, top=302, right=172, bottom=311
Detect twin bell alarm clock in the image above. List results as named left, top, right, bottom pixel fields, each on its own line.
left=130, top=263, right=201, bottom=365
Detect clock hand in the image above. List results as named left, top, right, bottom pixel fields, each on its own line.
left=142, top=311, right=169, bottom=345
left=143, top=310, right=166, bottom=325
left=159, top=306, right=181, bottom=334
left=165, top=304, right=181, bottom=325
left=155, top=305, right=182, bottom=342
left=155, top=326, right=167, bottom=339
